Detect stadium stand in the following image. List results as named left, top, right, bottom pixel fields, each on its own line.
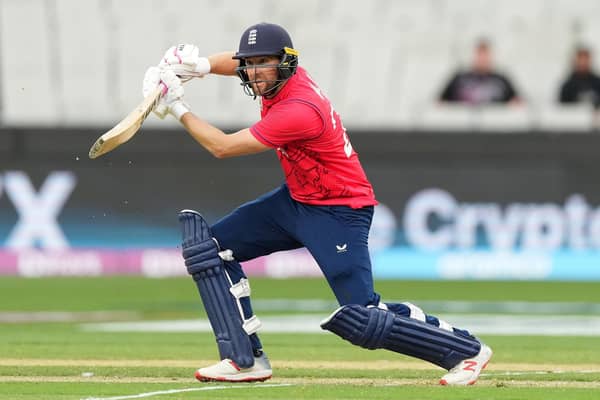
left=0, top=0, right=599, bottom=130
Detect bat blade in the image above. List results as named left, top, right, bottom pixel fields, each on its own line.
left=88, top=86, right=164, bottom=159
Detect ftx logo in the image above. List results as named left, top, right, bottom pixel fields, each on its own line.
left=0, top=171, right=76, bottom=249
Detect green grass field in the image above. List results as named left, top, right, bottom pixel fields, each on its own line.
left=1, top=277, right=599, bottom=400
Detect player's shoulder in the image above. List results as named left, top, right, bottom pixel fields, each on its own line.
left=289, top=68, right=329, bottom=101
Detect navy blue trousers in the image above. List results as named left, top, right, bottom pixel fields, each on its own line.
left=211, top=185, right=380, bottom=351
left=212, top=184, right=380, bottom=307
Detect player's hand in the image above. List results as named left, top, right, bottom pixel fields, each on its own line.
left=159, top=69, right=191, bottom=120
left=159, top=44, right=211, bottom=80
left=142, top=66, right=169, bottom=119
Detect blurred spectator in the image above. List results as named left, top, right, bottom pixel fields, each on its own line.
left=439, top=39, right=520, bottom=105
left=559, top=46, right=600, bottom=108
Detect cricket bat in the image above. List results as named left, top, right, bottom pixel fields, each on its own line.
left=88, top=84, right=165, bottom=159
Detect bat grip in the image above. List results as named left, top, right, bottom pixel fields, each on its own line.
left=158, top=82, right=168, bottom=97
left=157, top=75, right=191, bottom=97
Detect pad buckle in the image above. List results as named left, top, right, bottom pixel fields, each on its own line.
left=230, top=278, right=251, bottom=298
left=243, top=315, right=262, bottom=335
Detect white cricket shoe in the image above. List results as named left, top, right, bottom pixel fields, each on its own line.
left=439, top=344, right=493, bottom=385
left=194, top=354, right=272, bottom=383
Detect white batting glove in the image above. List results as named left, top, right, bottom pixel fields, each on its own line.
left=158, top=69, right=191, bottom=120
left=142, top=66, right=169, bottom=119
left=159, top=44, right=211, bottom=80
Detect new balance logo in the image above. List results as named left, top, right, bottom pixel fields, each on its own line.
left=463, top=361, right=478, bottom=372
left=248, top=29, right=257, bottom=45
left=336, top=244, right=347, bottom=253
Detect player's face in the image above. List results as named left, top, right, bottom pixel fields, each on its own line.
left=244, top=56, right=281, bottom=96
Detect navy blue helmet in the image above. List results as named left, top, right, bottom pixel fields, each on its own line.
left=233, top=23, right=299, bottom=98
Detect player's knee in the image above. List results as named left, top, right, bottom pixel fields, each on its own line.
left=179, top=210, right=224, bottom=276
left=183, top=240, right=222, bottom=276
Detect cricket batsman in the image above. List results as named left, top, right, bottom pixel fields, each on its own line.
left=143, top=22, right=492, bottom=385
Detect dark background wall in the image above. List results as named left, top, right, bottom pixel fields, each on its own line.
left=2, top=128, right=600, bottom=247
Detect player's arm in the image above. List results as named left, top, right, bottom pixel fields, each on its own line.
left=159, top=45, right=239, bottom=77
left=180, top=113, right=270, bottom=158
left=207, top=52, right=239, bottom=76
left=153, top=60, right=270, bottom=158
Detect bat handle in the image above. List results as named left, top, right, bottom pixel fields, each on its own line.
left=158, top=82, right=168, bottom=97
left=158, top=75, right=192, bottom=98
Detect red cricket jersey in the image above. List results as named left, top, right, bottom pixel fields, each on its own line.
left=249, top=67, right=377, bottom=208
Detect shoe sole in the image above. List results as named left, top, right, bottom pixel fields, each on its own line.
left=195, top=370, right=272, bottom=383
